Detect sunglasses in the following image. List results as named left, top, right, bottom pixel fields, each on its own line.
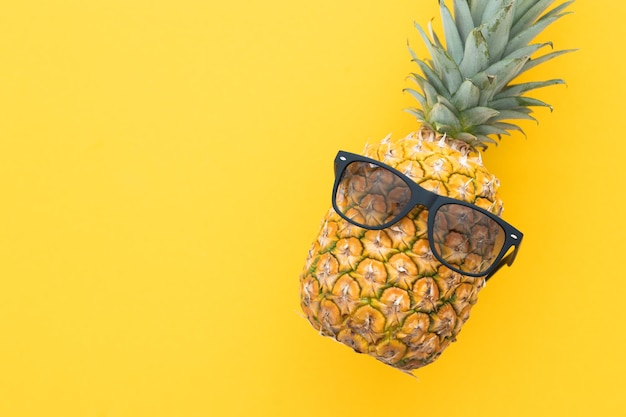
left=331, top=151, right=523, bottom=280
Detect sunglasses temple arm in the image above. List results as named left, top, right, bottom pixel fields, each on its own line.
left=485, top=245, right=520, bottom=281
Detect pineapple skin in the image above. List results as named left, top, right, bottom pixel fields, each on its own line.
left=299, top=127, right=504, bottom=371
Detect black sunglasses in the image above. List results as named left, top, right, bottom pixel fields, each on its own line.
left=331, top=151, right=523, bottom=280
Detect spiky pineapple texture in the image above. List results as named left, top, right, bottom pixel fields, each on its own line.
left=299, top=0, right=572, bottom=372
left=406, top=0, right=574, bottom=148
left=300, top=129, right=504, bottom=371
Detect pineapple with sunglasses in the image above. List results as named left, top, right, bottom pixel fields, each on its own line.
left=299, top=0, right=573, bottom=372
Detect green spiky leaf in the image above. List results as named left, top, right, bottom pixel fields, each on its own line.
left=452, top=0, right=474, bottom=41
left=429, top=102, right=462, bottom=132
left=439, top=0, right=464, bottom=64
left=496, top=79, right=565, bottom=98
left=406, top=0, right=574, bottom=149
left=452, top=79, right=481, bottom=111
left=481, top=1, right=515, bottom=62
left=459, top=28, right=490, bottom=76
left=461, top=107, right=500, bottom=127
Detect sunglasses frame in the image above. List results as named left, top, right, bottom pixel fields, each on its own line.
left=331, top=150, right=523, bottom=280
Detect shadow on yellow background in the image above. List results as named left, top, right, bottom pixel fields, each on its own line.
left=0, top=1, right=623, bottom=416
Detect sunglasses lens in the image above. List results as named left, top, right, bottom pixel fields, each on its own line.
left=335, top=161, right=411, bottom=228
left=432, top=204, right=506, bottom=275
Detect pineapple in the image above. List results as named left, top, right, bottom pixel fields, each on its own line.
left=299, top=0, right=573, bottom=372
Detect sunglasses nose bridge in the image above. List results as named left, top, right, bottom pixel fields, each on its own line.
left=411, top=185, right=439, bottom=210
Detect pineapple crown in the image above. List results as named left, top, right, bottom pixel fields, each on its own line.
left=406, top=0, right=574, bottom=149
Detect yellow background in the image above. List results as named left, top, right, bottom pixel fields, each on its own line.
left=0, top=1, right=623, bottom=416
